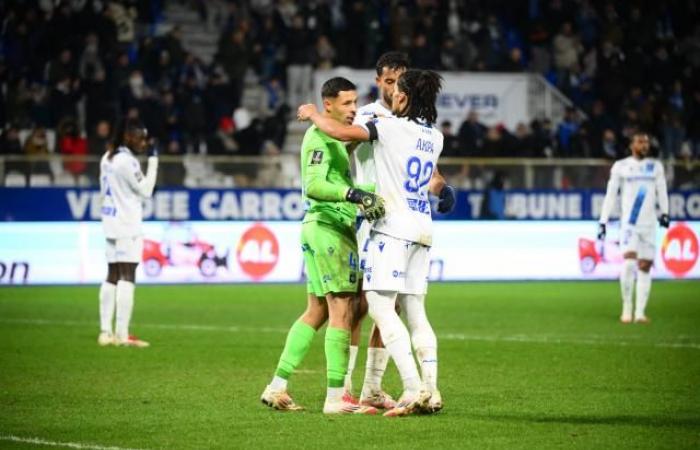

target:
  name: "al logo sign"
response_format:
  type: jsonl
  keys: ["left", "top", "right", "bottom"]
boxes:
{"left": 661, "top": 223, "right": 698, "bottom": 278}
{"left": 236, "top": 223, "right": 279, "bottom": 280}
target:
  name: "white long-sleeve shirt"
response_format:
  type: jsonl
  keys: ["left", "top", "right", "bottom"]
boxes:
{"left": 599, "top": 156, "right": 669, "bottom": 228}
{"left": 100, "top": 146, "right": 158, "bottom": 238}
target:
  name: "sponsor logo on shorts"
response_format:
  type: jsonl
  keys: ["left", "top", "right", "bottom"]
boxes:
{"left": 349, "top": 273, "right": 357, "bottom": 283}
{"left": 392, "top": 270, "right": 406, "bottom": 278}
{"left": 328, "top": 246, "right": 335, "bottom": 255}
{"left": 323, "top": 274, "right": 332, "bottom": 283}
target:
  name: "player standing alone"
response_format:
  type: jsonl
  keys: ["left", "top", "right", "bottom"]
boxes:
{"left": 261, "top": 77, "right": 384, "bottom": 414}
{"left": 98, "top": 118, "right": 158, "bottom": 347}
{"left": 298, "top": 69, "right": 454, "bottom": 416}
{"left": 598, "top": 132, "right": 670, "bottom": 323}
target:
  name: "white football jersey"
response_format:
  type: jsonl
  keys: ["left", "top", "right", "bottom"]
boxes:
{"left": 352, "top": 100, "right": 393, "bottom": 186}
{"left": 360, "top": 117, "right": 444, "bottom": 246}
{"left": 599, "top": 156, "right": 669, "bottom": 228}
{"left": 100, "top": 147, "right": 158, "bottom": 238}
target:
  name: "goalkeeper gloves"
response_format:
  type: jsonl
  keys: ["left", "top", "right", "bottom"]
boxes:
{"left": 437, "top": 185, "right": 456, "bottom": 213}
{"left": 659, "top": 214, "right": 670, "bottom": 228}
{"left": 346, "top": 188, "right": 386, "bottom": 222}
{"left": 597, "top": 223, "right": 606, "bottom": 241}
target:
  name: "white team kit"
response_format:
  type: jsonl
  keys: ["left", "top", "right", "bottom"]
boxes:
{"left": 100, "top": 147, "right": 159, "bottom": 263}
{"left": 600, "top": 156, "right": 669, "bottom": 260}
{"left": 358, "top": 115, "right": 444, "bottom": 294}
{"left": 352, "top": 100, "right": 391, "bottom": 282}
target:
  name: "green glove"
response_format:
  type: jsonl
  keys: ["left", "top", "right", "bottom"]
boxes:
{"left": 346, "top": 188, "right": 386, "bottom": 222}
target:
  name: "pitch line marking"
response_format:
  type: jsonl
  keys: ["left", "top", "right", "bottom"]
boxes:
{"left": 1, "top": 318, "right": 699, "bottom": 350}
{"left": 0, "top": 435, "right": 146, "bottom": 450}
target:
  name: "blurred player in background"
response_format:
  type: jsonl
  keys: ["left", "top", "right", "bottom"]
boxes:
{"left": 98, "top": 118, "right": 158, "bottom": 347}
{"left": 261, "top": 77, "right": 384, "bottom": 415}
{"left": 598, "top": 132, "right": 670, "bottom": 323}
{"left": 298, "top": 69, "right": 455, "bottom": 416}
{"left": 344, "top": 51, "right": 455, "bottom": 410}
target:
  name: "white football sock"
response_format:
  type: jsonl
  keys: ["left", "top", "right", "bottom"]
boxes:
{"left": 399, "top": 294, "right": 438, "bottom": 392}
{"left": 99, "top": 282, "right": 116, "bottom": 334}
{"left": 270, "top": 375, "right": 288, "bottom": 391}
{"left": 635, "top": 270, "right": 652, "bottom": 319}
{"left": 366, "top": 290, "right": 421, "bottom": 395}
{"left": 344, "top": 345, "right": 358, "bottom": 392}
{"left": 620, "top": 259, "right": 636, "bottom": 318}
{"left": 326, "top": 387, "right": 344, "bottom": 403}
{"left": 362, "top": 347, "right": 389, "bottom": 396}
{"left": 115, "top": 280, "right": 135, "bottom": 341}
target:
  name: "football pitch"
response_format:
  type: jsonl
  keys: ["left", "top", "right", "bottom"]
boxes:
{"left": 1, "top": 281, "right": 699, "bottom": 450}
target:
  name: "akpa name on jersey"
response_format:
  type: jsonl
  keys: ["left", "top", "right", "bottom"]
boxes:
{"left": 415, "top": 138, "right": 434, "bottom": 153}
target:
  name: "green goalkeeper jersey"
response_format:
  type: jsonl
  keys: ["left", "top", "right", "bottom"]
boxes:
{"left": 301, "top": 124, "right": 357, "bottom": 231}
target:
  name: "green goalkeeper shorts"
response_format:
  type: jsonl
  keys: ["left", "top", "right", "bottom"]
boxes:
{"left": 301, "top": 221, "right": 359, "bottom": 297}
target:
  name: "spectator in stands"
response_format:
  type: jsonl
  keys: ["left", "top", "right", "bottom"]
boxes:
{"left": 314, "top": 35, "right": 336, "bottom": 70}
{"left": 556, "top": 107, "right": 580, "bottom": 156}
{"left": 601, "top": 129, "right": 620, "bottom": 159}
{"left": 58, "top": 118, "right": 88, "bottom": 177}
{"left": 0, "top": 124, "right": 25, "bottom": 176}
{"left": 458, "top": 110, "right": 486, "bottom": 156}
{"left": 553, "top": 22, "right": 582, "bottom": 88}
{"left": 49, "top": 76, "right": 81, "bottom": 127}
{"left": 88, "top": 120, "right": 112, "bottom": 156}
{"left": 23, "top": 127, "right": 52, "bottom": 176}
{"left": 285, "top": 14, "right": 314, "bottom": 108}
{"left": 216, "top": 27, "right": 251, "bottom": 110}
{"left": 160, "top": 139, "right": 185, "bottom": 187}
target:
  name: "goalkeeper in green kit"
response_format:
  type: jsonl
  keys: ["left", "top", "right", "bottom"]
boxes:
{"left": 261, "top": 77, "right": 384, "bottom": 414}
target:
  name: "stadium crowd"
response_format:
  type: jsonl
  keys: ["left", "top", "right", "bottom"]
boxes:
{"left": 0, "top": 0, "right": 699, "bottom": 187}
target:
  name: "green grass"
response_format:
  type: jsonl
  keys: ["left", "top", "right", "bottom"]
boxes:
{"left": 1, "top": 282, "right": 699, "bottom": 449}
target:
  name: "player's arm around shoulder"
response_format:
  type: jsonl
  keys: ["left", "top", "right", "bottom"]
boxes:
{"left": 297, "top": 104, "right": 369, "bottom": 142}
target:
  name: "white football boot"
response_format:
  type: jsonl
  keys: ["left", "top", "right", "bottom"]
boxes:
{"left": 360, "top": 390, "right": 397, "bottom": 409}
{"left": 323, "top": 399, "right": 377, "bottom": 415}
{"left": 115, "top": 335, "right": 150, "bottom": 348}
{"left": 383, "top": 391, "right": 422, "bottom": 417}
{"left": 260, "top": 385, "right": 304, "bottom": 411}
{"left": 97, "top": 332, "right": 115, "bottom": 346}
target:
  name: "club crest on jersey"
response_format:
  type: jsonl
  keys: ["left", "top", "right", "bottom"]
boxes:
{"left": 310, "top": 150, "right": 324, "bottom": 165}
{"left": 645, "top": 162, "right": 654, "bottom": 173}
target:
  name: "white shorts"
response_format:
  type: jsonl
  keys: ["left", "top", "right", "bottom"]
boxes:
{"left": 620, "top": 226, "right": 656, "bottom": 261}
{"left": 105, "top": 236, "right": 144, "bottom": 263}
{"left": 362, "top": 231, "right": 430, "bottom": 295}
{"left": 357, "top": 218, "right": 372, "bottom": 271}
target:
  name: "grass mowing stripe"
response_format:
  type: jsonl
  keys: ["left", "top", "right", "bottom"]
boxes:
{"left": 0, "top": 435, "right": 147, "bottom": 450}
{"left": 2, "top": 317, "right": 699, "bottom": 350}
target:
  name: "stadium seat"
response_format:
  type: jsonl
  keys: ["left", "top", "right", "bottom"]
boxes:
{"left": 29, "top": 174, "right": 52, "bottom": 187}
{"left": 53, "top": 173, "right": 76, "bottom": 187}
{"left": 4, "top": 171, "right": 26, "bottom": 187}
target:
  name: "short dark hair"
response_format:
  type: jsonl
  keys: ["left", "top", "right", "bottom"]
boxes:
{"left": 321, "top": 77, "right": 356, "bottom": 98}
{"left": 109, "top": 117, "right": 146, "bottom": 159}
{"left": 397, "top": 69, "right": 443, "bottom": 125}
{"left": 375, "top": 51, "right": 410, "bottom": 76}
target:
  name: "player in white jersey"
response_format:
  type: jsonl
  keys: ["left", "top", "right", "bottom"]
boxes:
{"left": 98, "top": 118, "right": 158, "bottom": 347}
{"left": 298, "top": 69, "right": 455, "bottom": 416}
{"left": 344, "top": 52, "right": 455, "bottom": 410}
{"left": 598, "top": 132, "right": 670, "bottom": 323}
